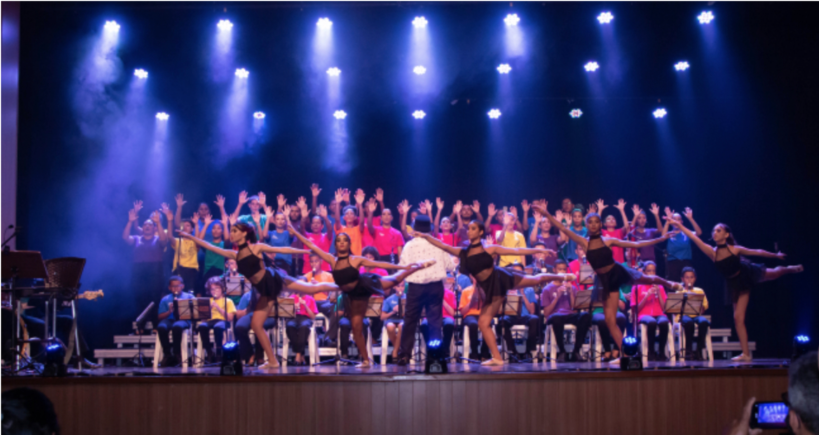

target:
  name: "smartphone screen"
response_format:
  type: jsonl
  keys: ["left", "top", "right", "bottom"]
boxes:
{"left": 752, "top": 401, "right": 789, "bottom": 429}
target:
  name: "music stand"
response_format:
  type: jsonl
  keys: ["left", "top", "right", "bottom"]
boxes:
{"left": 313, "top": 295, "right": 359, "bottom": 367}
{"left": 664, "top": 293, "right": 705, "bottom": 361}
{"left": 578, "top": 263, "right": 595, "bottom": 286}
{"left": 1, "top": 251, "right": 48, "bottom": 373}
{"left": 266, "top": 297, "right": 295, "bottom": 364}
{"left": 494, "top": 294, "right": 524, "bottom": 361}
{"left": 367, "top": 296, "right": 384, "bottom": 318}
{"left": 225, "top": 276, "right": 251, "bottom": 297}
{"left": 174, "top": 297, "right": 211, "bottom": 367}
{"left": 573, "top": 290, "right": 604, "bottom": 311}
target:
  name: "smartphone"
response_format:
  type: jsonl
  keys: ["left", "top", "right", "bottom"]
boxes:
{"left": 750, "top": 401, "right": 789, "bottom": 430}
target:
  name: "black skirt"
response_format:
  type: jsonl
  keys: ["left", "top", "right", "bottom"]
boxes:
{"left": 724, "top": 260, "right": 765, "bottom": 304}
{"left": 344, "top": 272, "right": 386, "bottom": 301}
{"left": 476, "top": 267, "right": 523, "bottom": 304}
{"left": 592, "top": 263, "right": 642, "bottom": 302}
{"left": 254, "top": 268, "right": 285, "bottom": 299}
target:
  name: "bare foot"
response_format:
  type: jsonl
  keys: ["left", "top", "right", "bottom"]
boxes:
{"left": 355, "top": 359, "right": 372, "bottom": 369}
{"left": 790, "top": 265, "right": 804, "bottom": 273}
{"left": 731, "top": 354, "right": 752, "bottom": 363}
{"left": 481, "top": 358, "right": 505, "bottom": 366}
{"left": 608, "top": 358, "right": 620, "bottom": 366}
{"left": 257, "top": 362, "right": 279, "bottom": 371}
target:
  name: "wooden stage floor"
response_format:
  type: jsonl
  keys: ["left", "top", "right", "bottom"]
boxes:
{"left": 3, "top": 359, "right": 790, "bottom": 435}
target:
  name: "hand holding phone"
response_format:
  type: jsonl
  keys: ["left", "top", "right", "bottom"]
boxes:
{"left": 751, "top": 401, "right": 789, "bottom": 430}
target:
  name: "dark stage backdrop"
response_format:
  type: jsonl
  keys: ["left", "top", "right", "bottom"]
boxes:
{"left": 14, "top": 2, "right": 819, "bottom": 356}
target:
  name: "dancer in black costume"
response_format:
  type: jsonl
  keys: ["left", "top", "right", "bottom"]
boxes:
{"left": 412, "top": 221, "right": 572, "bottom": 366}
{"left": 179, "top": 222, "right": 339, "bottom": 371}
{"left": 533, "top": 203, "right": 682, "bottom": 365}
{"left": 665, "top": 212, "right": 802, "bottom": 362}
{"left": 289, "top": 216, "right": 435, "bottom": 368}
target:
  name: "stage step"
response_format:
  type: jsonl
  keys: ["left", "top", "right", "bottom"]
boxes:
{"left": 94, "top": 348, "right": 156, "bottom": 367}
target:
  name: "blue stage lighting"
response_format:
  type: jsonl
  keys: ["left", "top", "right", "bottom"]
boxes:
{"left": 317, "top": 18, "right": 333, "bottom": 29}
{"left": 413, "top": 65, "right": 427, "bottom": 75}
{"left": 622, "top": 336, "right": 639, "bottom": 357}
{"left": 584, "top": 62, "right": 600, "bottom": 72}
{"left": 497, "top": 64, "right": 512, "bottom": 74}
{"left": 134, "top": 69, "right": 148, "bottom": 79}
{"left": 221, "top": 341, "right": 243, "bottom": 376}
{"left": 235, "top": 68, "right": 249, "bottom": 78}
{"left": 156, "top": 112, "right": 169, "bottom": 121}
{"left": 217, "top": 19, "right": 233, "bottom": 31}
{"left": 674, "top": 61, "right": 690, "bottom": 71}
{"left": 425, "top": 339, "right": 447, "bottom": 374}
{"left": 104, "top": 21, "right": 120, "bottom": 32}
{"left": 326, "top": 67, "right": 341, "bottom": 77}
{"left": 794, "top": 334, "right": 812, "bottom": 360}
{"left": 253, "top": 112, "right": 265, "bottom": 119}
{"left": 333, "top": 110, "right": 347, "bottom": 120}
{"left": 504, "top": 14, "right": 520, "bottom": 27}
{"left": 569, "top": 109, "right": 583, "bottom": 119}
{"left": 43, "top": 343, "right": 67, "bottom": 377}
{"left": 412, "top": 17, "right": 428, "bottom": 28}
{"left": 597, "top": 12, "right": 614, "bottom": 24}
{"left": 487, "top": 109, "right": 502, "bottom": 119}
{"left": 698, "top": 11, "right": 714, "bottom": 24}
{"left": 653, "top": 108, "right": 667, "bottom": 119}
{"left": 412, "top": 110, "right": 426, "bottom": 119}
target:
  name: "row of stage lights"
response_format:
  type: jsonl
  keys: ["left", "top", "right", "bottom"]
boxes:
{"left": 113, "top": 8, "right": 713, "bottom": 123}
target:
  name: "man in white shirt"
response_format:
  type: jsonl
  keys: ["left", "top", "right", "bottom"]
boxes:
{"left": 397, "top": 215, "right": 455, "bottom": 365}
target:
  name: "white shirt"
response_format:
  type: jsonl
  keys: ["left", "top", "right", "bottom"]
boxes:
{"left": 399, "top": 236, "right": 455, "bottom": 284}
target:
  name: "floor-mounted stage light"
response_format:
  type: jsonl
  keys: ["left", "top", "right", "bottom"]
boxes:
{"left": 793, "top": 335, "right": 811, "bottom": 361}
{"left": 43, "top": 343, "right": 67, "bottom": 377}
{"left": 425, "top": 339, "right": 448, "bottom": 374}
{"left": 620, "top": 336, "right": 642, "bottom": 371}
{"left": 220, "top": 341, "right": 243, "bottom": 376}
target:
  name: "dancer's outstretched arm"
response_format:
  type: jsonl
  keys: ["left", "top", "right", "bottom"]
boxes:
{"left": 665, "top": 215, "right": 716, "bottom": 261}
{"left": 288, "top": 221, "right": 336, "bottom": 266}
{"left": 732, "top": 246, "right": 786, "bottom": 260}
{"left": 412, "top": 232, "right": 463, "bottom": 256}
{"left": 533, "top": 204, "right": 588, "bottom": 249}
{"left": 485, "top": 245, "right": 556, "bottom": 258}
{"left": 283, "top": 275, "right": 339, "bottom": 295}
{"left": 608, "top": 233, "right": 672, "bottom": 250}
{"left": 357, "top": 255, "right": 411, "bottom": 271}
{"left": 177, "top": 230, "right": 237, "bottom": 259}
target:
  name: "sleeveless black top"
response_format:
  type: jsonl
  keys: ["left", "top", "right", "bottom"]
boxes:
{"left": 460, "top": 242, "right": 495, "bottom": 276}
{"left": 332, "top": 255, "right": 361, "bottom": 287}
{"left": 585, "top": 234, "right": 615, "bottom": 269}
{"left": 714, "top": 244, "right": 741, "bottom": 277}
{"left": 236, "top": 243, "right": 263, "bottom": 277}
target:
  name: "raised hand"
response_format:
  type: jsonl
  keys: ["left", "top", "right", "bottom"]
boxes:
{"left": 423, "top": 199, "right": 433, "bottom": 213}
{"left": 203, "top": 213, "right": 213, "bottom": 226}
{"left": 398, "top": 200, "right": 409, "bottom": 215}
{"left": 258, "top": 192, "right": 267, "bottom": 206}
{"left": 214, "top": 195, "right": 226, "bottom": 208}
{"left": 649, "top": 203, "right": 660, "bottom": 215}
{"left": 296, "top": 196, "right": 308, "bottom": 210}
{"left": 554, "top": 210, "right": 565, "bottom": 223}
{"left": 133, "top": 200, "right": 144, "bottom": 214}
{"left": 533, "top": 210, "right": 542, "bottom": 221}
{"left": 375, "top": 188, "right": 384, "bottom": 203}
{"left": 264, "top": 205, "right": 275, "bottom": 220}
{"left": 191, "top": 212, "right": 200, "bottom": 223}
{"left": 521, "top": 200, "right": 530, "bottom": 213}
{"left": 487, "top": 203, "right": 496, "bottom": 217}
{"left": 160, "top": 203, "right": 173, "bottom": 218}
{"left": 229, "top": 214, "right": 238, "bottom": 226}
{"left": 317, "top": 204, "right": 328, "bottom": 218}
{"left": 150, "top": 211, "right": 161, "bottom": 224}
{"left": 596, "top": 199, "right": 607, "bottom": 213}
{"left": 615, "top": 199, "right": 627, "bottom": 211}
{"left": 354, "top": 189, "right": 366, "bottom": 205}
{"left": 453, "top": 200, "right": 463, "bottom": 214}
{"left": 510, "top": 206, "right": 518, "bottom": 219}
{"left": 503, "top": 213, "right": 514, "bottom": 227}
{"left": 436, "top": 197, "right": 445, "bottom": 210}
{"left": 276, "top": 194, "right": 286, "bottom": 208}
{"left": 334, "top": 188, "right": 344, "bottom": 203}
{"left": 367, "top": 198, "right": 378, "bottom": 214}
{"left": 588, "top": 203, "right": 598, "bottom": 214}
{"left": 311, "top": 183, "right": 322, "bottom": 197}
{"left": 683, "top": 207, "right": 694, "bottom": 220}
{"left": 342, "top": 189, "right": 351, "bottom": 203}
{"left": 631, "top": 204, "right": 642, "bottom": 216}
{"left": 128, "top": 209, "right": 138, "bottom": 222}
{"left": 281, "top": 205, "right": 291, "bottom": 220}
{"left": 664, "top": 206, "right": 673, "bottom": 218}
{"left": 175, "top": 193, "right": 186, "bottom": 208}
{"left": 472, "top": 200, "right": 480, "bottom": 214}
{"left": 418, "top": 201, "right": 428, "bottom": 215}
{"left": 238, "top": 191, "right": 248, "bottom": 205}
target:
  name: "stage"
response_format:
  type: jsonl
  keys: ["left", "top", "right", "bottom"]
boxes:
{"left": 3, "top": 359, "right": 790, "bottom": 435}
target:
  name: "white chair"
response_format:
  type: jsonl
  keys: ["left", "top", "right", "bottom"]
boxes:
{"left": 152, "top": 329, "right": 190, "bottom": 370}
{"left": 546, "top": 324, "right": 577, "bottom": 361}
{"left": 640, "top": 322, "right": 676, "bottom": 363}
{"left": 672, "top": 320, "right": 714, "bottom": 362}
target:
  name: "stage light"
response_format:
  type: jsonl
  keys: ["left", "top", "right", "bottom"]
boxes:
{"left": 333, "top": 110, "right": 347, "bottom": 120}
{"left": 220, "top": 341, "right": 243, "bottom": 376}
{"left": 584, "top": 62, "right": 600, "bottom": 72}
{"left": 104, "top": 21, "right": 120, "bottom": 32}
{"left": 253, "top": 112, "right": 265, "bottom": 119}
{"left": 425, "top": 339, "right": 448, "bottom": 374}
{"left": 497, "top": 64, "right": 512, "bottom": 74}
{"left": 413, "top": 65, "right": 427, "bottom": 75}
{"left": 217, "top": 19, "right": 233, "bottom": 31}
{"left": 620, "top": 336, "right": 642, "bottom": 371}
{"left": 43, "top": 343, "right": 67, "bottom": 377}
{"left": 597, "top": 12, "right": 614, "bottom": 24}
{"left": 317, "top": 18, "right": 333, "bottom": 29}
{"left": 674, "top": 61, "right": 690, "bottom": 71}
{"left": 569, "top": 109, "right": 583, "bottom": 119}
{"left": 793, "top": 335, "right": 812, "bottom": 360}
{"left": 698, "top": 11, "right": 714, "bottom": 24}
{"left": 134, "top": 69, "right": 148, "bottom": 79}
{"left": 412, "top": 17, "right": 428, "bottom": 28}
{"left": 156, "top": 112, "right": 169, "bottom": 121}
{"left": 235, "top": 68, "right": 249, "bottom": 78}
{"left": 412, "top": 110, "right": 426, "bottom": 119}
{"left": 326, "top": 67, "right": 341, "bottom": 77}
{"left": 653, "top": 108, "right": 668, "bottom": 119}
{"left": 487, "top": 109, "right": 502, "bottom": 119}
{"left": 504, "top": 14, "right": 520, "bottom": 27}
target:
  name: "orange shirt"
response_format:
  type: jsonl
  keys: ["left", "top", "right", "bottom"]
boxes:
{"left": 458, "top": 286, "right": 481, "bottom": 317}
{"left": 304, "top": 271, "right": 334, "bottom": 301}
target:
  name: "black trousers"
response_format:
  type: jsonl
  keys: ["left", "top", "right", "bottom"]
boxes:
{"left": 234, "top": 315, "right": 276, "bottom": 362}
{"left": 681, "top": 316, "right": 710, "bottom": 354}
{"left": 173, "top": 266, "right": 199, "bottom": 296}
{"left": 420, "top": 317, "right": 455, "bottom": 357}
{"left": 156, "top": 318, "right": 191, "bottom": 359}
{"left": 497, "top": 314, "right": 540, "bottom": 354}
{"left": 398, "top": 281, "right": 444, "bottom": 360}
{"left": 286, "top": 315, "right": 313, "bottom": 355}
{"left": 592, "top": 312, "right": 628, "bottom": 352}
{"left": 666, "top": 259, "right": 693, "bottom": 282}
{"left": 547, "top": 312, "right": 592, "bottom": 354}
{"left": 198, "top": 319, "right": 228, "bottom": 358}
{"left": 463, "top": 315, "right": 491, "bottom": 359}
{"left": 640, "top": 315, "right": 669, "bottom": 355}
{"left": 132, "top": 261, "right": 165, "bottom": 330}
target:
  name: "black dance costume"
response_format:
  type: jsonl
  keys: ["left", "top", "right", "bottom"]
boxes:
{"left": 714, "top": 244, "right": 765, "bottom": 304}
{"left": 586, "top": 234, "right": 642, "bottom": 300}
{"left": 331, "top": 256, "right": 385, "bottom": 302}
{"left": 459, "top": 242, "right": 523, "bottom": 304}
{"left": 237, "top": 243, "right": 284, "bottom": 299}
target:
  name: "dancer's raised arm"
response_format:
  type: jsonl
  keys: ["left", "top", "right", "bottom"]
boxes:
{"left": 357, "top": 256, "right": 411, "bottom": 271}
{"left": 607, "top": 233, "right": 672, "bottom": 250}
{"left": 665, "top": 214, "right": 716, "bottom": 260}
{"left": 485, "top": 244, "right": 556, "bottom": 258}
{"left": 412, "top": 231, "right": 463, "bottom": 256}
{"left": 533, "top": 203, "right": 588, "bottom": 249}
{"left": 177, "top": 230, "right": 237, "bottom": 259}
{"left": 287, "top": 220, "right": 336, "bottom": 266}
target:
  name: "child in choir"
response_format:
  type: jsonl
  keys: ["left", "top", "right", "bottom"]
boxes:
{"left": 198, "top": 277, "right": 236, "bottom": 363}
